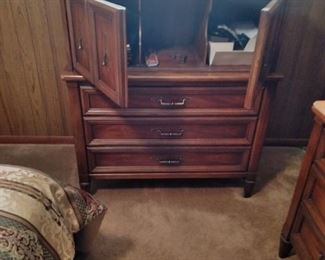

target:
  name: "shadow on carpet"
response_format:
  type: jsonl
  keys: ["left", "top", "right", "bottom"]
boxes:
{"left": 76, "top": 147, "right": 303, "bottom": 260}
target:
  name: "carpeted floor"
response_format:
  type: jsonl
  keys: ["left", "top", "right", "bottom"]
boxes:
{"left": 77, "top": 147, "right": 304, "bottom": 260}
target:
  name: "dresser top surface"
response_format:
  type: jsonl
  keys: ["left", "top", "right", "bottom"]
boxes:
{"left": 313, "top": 101, "right": 325, "bottom": 123}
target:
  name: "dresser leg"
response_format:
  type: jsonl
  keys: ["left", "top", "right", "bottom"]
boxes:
{"left": 279, "top": 235, "right": 292, "bottom": 258}
{"left": 243, "top": 179, "right": 255, "bottom": 198}
{"left": 89, "top": 179, "right": 97, "bottom": 194}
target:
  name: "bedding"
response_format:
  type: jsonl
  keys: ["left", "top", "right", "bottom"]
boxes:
{"left": 0, "top": 164, "right": 106, "bottom": 260}
{"left": 65, "top": 185, "right": 107, "bottom": 253}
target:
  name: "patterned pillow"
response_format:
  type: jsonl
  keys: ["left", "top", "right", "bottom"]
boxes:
{"left": 0, "top": 164, "right": 80, "bottom": 259}
{"left": 64, "top": 185, "right": 106, "bottom": 228}
{"left": 64, "top": 185, "right": 107, "bottom": 252}
{"left": 0, "top": 164, "right": 107, "bottom": 258}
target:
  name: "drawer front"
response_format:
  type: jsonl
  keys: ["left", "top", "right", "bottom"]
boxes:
{"left": 80, "top": 85, "right": 258, "bottom": 116}
{"left": 302, "top": 161, "right": 325, "bottom": 222}
{"left": 88, "top": 146, "right": 250, "bottom": 173}
{"left": 316, "top": 130, "right": 325, "bottom": 160}
{"left": 292, "top": 197, "right": 325, "bottom": 260}
{"left": 84, "top": 117, "right": 257, "bottom": 146}
{"left": 293, "top": 216, "right": 325, "bottom": 260}
{"left": 309, "top": 162, "right": 325, "bottom": 220}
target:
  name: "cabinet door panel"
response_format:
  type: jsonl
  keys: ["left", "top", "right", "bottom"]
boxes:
{"left": 66, "top": 0, "right": 94, "bottom": 82}
{"left": 88, "top": 0, "right": 128, "bottom": 108}
{"left": 245, "top": 0, "right": 284, "bottom": 109}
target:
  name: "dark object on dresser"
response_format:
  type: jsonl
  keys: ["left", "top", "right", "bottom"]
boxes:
{"left": 280, "top": 101, "right": 325, "bottom": 259}
{"left": 62, "top": 0, "right": 284, "bottom": 197}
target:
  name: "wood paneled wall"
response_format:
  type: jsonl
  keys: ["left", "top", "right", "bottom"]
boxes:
{"left": 267, "top": 0, "right": 325, "bottom": 145}
{"left": 0, "top": 0, "right": 72, "bottom": 135}
{"left": 0, "top": 0, "right": 324, "bottom": 144}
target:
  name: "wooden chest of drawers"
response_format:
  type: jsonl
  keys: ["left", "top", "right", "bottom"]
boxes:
{"left": 62, "top": 0, "right": 284, "bottom": 197}
{"left": 280, "top": 101, "right": 325, "bottom": 259}
{"left": 63, "top": 74, "right": 280, "bottom": 197}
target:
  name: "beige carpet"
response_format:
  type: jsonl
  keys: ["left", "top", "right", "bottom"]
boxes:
{"left": 77, "top": 147, "right": 304, "bottom": 260}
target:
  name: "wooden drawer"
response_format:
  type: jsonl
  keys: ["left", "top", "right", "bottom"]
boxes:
{"left": 80, "top": 85, "right": 259, "bottom": 116}
{"left": 292, "top": 201, "right": 325, "bottom": 260}
{"left": 87, "top": 146, "right": 250, "bottom": 174}
{"left": 84, "top": 117, "right": 257, "bottom": 146}
{"left": 309, "top": 161, "right": 325, "bottom": 220}
{"left": 292, "top": 219, "right": 325, "bottom": 260}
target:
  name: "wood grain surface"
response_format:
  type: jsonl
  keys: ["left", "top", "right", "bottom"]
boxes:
{"left": 0, "top": 0, "right": 324, "bottom": 144}
{"left": 0, "top": 0, "right": 72, "bottom": 135}
{"left": 267, "top": 0, "right": 325, "bottom": 144}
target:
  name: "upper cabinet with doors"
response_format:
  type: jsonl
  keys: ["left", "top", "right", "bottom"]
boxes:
{"left": 67, "top": 0, "right": 128, "bottom": 107}
{"left": 66, "top": 0, "right": 284, "bottom": 109}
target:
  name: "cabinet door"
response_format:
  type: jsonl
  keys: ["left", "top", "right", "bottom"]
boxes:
{"left": 88, "top": 0, "right": 128, "bottom": 108}
{"left": 244, "top": 0, "right": 284, "bottom": 109}
{"left": 66, "top": 0, "right": 94, "bottom": 82}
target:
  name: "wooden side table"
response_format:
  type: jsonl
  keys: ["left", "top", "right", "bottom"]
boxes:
{"left": 280, "top": 101, "right": 325, "bottom": 259}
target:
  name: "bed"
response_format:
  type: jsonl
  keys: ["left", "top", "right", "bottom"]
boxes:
{"left": 0, "top": 136, "right": 106, "bottom": 259}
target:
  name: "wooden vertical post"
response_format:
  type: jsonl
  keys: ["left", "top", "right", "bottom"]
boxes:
{"left": 244, "top": 82, "right": 277, "bottom": 197}
{"left": 65, "top": 78, "right": 89, "bottom": 188}
{"left": 279, "top": 115, "right": 324, "bottom": 257}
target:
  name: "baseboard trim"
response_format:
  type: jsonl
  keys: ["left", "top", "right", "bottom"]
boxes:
{"left": 0, "top": 135, "right": 74, "bottom": 144}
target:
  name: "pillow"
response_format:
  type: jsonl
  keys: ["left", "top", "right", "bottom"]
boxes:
{"left": 64, "top": 185, "right": 107, "bottom": 253}
{"left": 0, "top": 164, "right": 107, "bottom": 258}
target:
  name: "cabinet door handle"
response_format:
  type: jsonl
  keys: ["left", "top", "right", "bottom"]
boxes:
{"left": 101, "top": 32, "right": 109, "bottom": 66}
{"left": 77, "top": 38, "right": 83, "bottom": 50}
{"left": 154, "top": 129, "right": 184, "bottom": 137}
{"left": 101, "top": 53, "right": 108, "bottom": 66}
{"left": 159, "top": 159, "right": 181, "bottom": 166}
{"left": 159, "top": 98, "right": 186, "bottom": 108}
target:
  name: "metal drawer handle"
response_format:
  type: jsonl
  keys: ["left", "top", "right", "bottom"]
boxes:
{"left": 153, "top": 129, "right": 184, "bottom": 137}
{"left": 159, "top": 159, "right": 182, "bottom": 166}
{"left": 77, "top": 38, "right": 83, "bottom": 50}
{"left": 159, "top": 98, "right": 186, "bottom": 108}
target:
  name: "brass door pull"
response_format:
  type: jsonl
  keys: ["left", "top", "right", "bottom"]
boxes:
{"left": 159, "top": 98, "right": 186, "bottom": 108}
{"left": 154, "top": 129, "right": 184, "bottom": 137}
{"left": 159, "top": 159, "right": 182, "bottom": 166}
{"left": 77, "top": 39, "right": 83, "bottom": 50}
{"left": 101, "top": 53, "right": 108, "bottom": 66}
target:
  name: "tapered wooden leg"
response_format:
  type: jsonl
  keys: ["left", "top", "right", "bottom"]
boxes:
{"left": 89, "top": 179, "right": 97, "bottom": 194}
{"left": 243, "top": 179, "right": 256, "bottom": 198}
{"left": 279, "top": 235, "right": 292, "bottom": 258}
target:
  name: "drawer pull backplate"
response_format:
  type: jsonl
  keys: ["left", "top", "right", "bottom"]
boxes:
{"left": 159, "top": 98, "right": 186, "bottom": 108}
{"left": 159, "top": 159, "right": 182, "bottom": 166}
{"left": 152, "top": 129, "right": 184, "bottom": 138}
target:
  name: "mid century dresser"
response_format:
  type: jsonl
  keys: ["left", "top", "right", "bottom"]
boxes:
{"left": 280, "top": 101, "right": 325, "bottom": 259}
{"left": 62, "top": 0, "right": 284, "bottom": 197}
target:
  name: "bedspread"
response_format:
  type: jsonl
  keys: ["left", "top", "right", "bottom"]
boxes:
{"left": 0, "top": 164, "right": 80, "bottom": 260}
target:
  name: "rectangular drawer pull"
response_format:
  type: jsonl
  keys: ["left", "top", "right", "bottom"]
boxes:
{"left": 159, "top": 159, "right": 182, "bottom": 166}
{"left": 159, "top": 98, "right": 186, "bottom": 108}
{"left": 153, "top": 129, "right": 184, "bottom": 138}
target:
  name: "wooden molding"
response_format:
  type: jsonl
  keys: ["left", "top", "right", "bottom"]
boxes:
{"left": 0, "top": 136, "right": 75, "bottom": 144}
